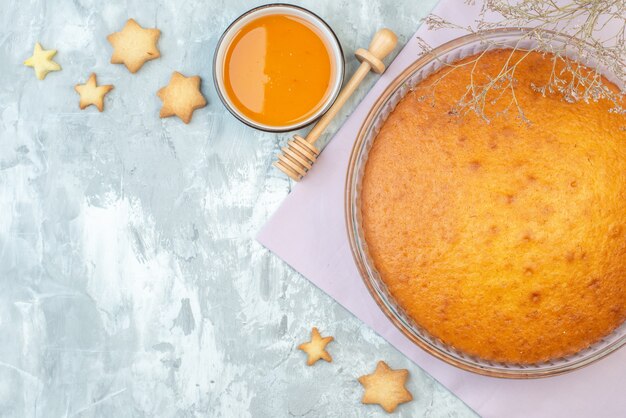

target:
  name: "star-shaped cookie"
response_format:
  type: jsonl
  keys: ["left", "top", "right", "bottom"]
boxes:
{"left": 107, "top": 18, "right": 160, "bottom": 73}
{"left": 157, "top": 72, "right": 207, "bottom": 124}
{"left": 24, "top": 42, "right": 61, "bottom": 80}
{"left": 358, "top": 361, "right": 413, "bottom": 413}
{"left": 297, "top": 327, "right": 334, "bottom": 366}
{"left": 74, "top": 73, "right": 114, "bottom": 112}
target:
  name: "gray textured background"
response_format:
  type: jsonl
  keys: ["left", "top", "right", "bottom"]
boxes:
{"left": 0, "top": 0, "right": 478, "bottom": 416}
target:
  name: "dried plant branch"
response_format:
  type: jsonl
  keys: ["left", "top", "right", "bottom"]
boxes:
{"left": 417, "top": 0, "right": 626, "bottom": 123}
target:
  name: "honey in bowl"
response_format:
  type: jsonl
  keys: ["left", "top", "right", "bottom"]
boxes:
{"left": 222, "top": 14, "right": 337, "bottom": 128}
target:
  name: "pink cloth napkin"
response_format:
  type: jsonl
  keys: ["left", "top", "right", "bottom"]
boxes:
{"left": 257, "top": 1, "right": 626, "bottom": 417}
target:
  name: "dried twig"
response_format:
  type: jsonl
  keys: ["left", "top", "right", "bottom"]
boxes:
{"left": 417, "top": 0, "right": 626, "bottom": 122}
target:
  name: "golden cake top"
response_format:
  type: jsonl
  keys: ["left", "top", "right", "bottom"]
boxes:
{"left": 360, "top": 49, "right": 626, "bottom": 363}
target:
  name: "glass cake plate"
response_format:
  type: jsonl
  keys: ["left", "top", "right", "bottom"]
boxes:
{"left": 345, "top": 28, "right": 626, "bottom": 378}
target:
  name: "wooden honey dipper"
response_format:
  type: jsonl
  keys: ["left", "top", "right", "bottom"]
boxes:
{"left": 273, "top": 28, "right": 398, "bottom": 181}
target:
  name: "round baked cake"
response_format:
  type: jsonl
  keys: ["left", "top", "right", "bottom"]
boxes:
{"left": 360, "top": 50, "right": 626, "bottom": 363}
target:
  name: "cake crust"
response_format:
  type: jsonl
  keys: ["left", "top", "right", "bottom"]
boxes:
{"left": 361, "top": 50, "right": 626, "bottom": 363}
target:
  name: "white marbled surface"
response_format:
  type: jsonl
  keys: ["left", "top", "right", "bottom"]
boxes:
{"left": 0, "top": 0, "right": 479, "bottom": 416}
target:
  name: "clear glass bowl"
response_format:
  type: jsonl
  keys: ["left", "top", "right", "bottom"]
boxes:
{"left": 345, "top": 28, "right": 626, "bottom": 378}
{"left": 213, "top": 3, "right": 345, "bottom": 132}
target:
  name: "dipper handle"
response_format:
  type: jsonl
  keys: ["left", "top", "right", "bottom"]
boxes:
{"left": 355, "top": 28, "right": 398, "bottom": 74}
{"left": 274, "top": 28, "right": 398, "bottom": 181}
{"left": 305, "top": 29, "right": 398, "bottom": 145}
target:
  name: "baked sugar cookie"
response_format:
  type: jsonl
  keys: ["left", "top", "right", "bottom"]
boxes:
{"left": 358, "top": 361, "right": 412, "bottom": 413}
{"left": 157, "top": 72, "right": 207, "bottom": 124}
{"left": 297, "top": 327, "right": 334, "bottom": 366}
{"left": 74, "top": 73, "right": 113, "bottom": 112}
{"left": 24, "top": 42, "right": 61, "bottom": 80}
{"left": 107, "top": 18, "right": 160, "bottom": 73}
